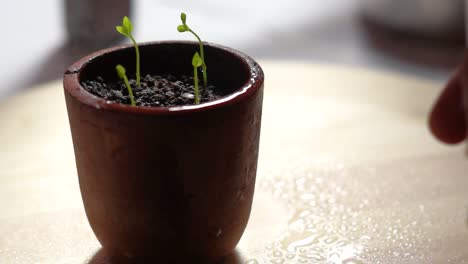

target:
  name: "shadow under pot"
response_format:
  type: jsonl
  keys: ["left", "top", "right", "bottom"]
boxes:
{"left": 63, "top": 41, "right": 264, "bottom": 262}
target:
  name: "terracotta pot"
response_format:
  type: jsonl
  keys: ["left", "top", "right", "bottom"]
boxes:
{"left": 63, "top": 41, "right": 264, "bottom": 262}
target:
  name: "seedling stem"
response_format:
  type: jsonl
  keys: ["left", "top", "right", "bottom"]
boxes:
{"left": 178, "top": 13, "right": 208, "bottom": 88}
{"left": 116, "top": 64, "right": 136, "bottom": 106}
{"left": 116, "top": 16, "right": 141, "bottom": 87}
{"left": 192, "top": 52, "right": 203, "bottom": 104}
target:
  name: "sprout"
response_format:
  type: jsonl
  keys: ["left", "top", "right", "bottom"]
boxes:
{"left": 192, "top": 52, "right": 203, "bottom": 104}
{"left": 115, "top": 64, "right": 136, "bottom": 106}
{"left": 116, "top": 16, "right": 141, "bottom": 87}
{"left": 177, "top": 12, "right": 207, "bottom": 88}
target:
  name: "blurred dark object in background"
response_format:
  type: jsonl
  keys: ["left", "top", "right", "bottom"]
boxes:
{"left": 361, "top": 0, "right": 464, "bottom": 40}
{"left": 65, "top": 0, "right": 131, "bottom": 49}
{"left": 359, "top": 0, "right": 464, "bottom": 69}
{"left": 7, "top": 0, "right": 133, "bottom": 97}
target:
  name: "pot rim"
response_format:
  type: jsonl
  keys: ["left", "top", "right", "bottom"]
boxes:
{"left": 63, "top": 40, "right": 264, "bottom": 115}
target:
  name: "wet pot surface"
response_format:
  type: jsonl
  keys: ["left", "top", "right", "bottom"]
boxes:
{"left": 63, "top": 41, "right": 264, "bottom": 262}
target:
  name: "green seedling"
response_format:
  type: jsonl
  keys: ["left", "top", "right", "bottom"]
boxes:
{"left": 177, "top": 12, "right": 207, "bottom": 88}
{"left": 116, "top": 16, "right": 141, "bottom": 87}
{"left": 116, "top": 64, "right": 136, "bottom": 106}
{"left": 192, "top": 52, "right": 203, "bottom": 104}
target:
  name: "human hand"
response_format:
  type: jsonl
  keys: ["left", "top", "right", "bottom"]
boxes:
{"left": 429, "top": 58, "right": 467, "bottom": 144}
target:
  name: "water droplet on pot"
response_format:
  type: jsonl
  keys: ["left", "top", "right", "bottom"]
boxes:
{"left": 182, "top": 93, "right": 194, "bottom": 99}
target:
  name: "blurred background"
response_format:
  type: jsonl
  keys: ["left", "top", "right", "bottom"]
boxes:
{"left": 0, "top": 0, "right": 465, "bottom": 100}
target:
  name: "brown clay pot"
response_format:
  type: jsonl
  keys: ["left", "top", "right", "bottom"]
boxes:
{"left": 63, "top": 41, "right": 264, "bottom": 262}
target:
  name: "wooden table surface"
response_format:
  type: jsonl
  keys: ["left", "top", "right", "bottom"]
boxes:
{"left": 1, "top": 62, "right": 467, "bottom": 263}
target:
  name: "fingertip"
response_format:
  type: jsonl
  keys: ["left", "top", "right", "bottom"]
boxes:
{"left": 429, "top": 107, "right": 466, "bottom": 144}
{"left": 428, "top": 69, "right": 466, "bottom": 144}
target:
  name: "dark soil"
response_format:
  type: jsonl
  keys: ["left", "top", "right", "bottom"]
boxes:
{"left": 82, "top": 74, "right": 222, "bottom": 107}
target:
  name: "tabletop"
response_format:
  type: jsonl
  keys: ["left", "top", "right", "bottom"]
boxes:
{"left": 1, "top": 61, "right": 467, "bottom": 263}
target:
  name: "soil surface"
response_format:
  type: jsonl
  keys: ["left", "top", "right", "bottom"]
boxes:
{"left": 82, "top": 74, "right": 222, "bottom": 107}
